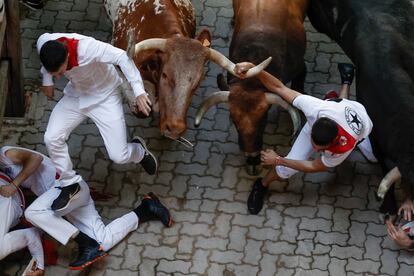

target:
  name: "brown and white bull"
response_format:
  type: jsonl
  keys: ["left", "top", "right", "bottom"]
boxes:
{"left": 104, "top": 0, "right": 270, "bottom": 146}
{"left": 195, "top": 0, "right": 307, "bottom": 174}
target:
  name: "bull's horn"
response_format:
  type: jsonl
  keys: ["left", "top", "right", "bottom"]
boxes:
{"left": 132, "top": 38, "right": 167, "bottom": 56}
{"left": 265, "top": 93, "right": 301, "bottom": 137}
{"left": 377, "top": 167, "right": 401, "bottom": 199}
{"left": 208, "top": 48, "right": 271, "bottom": 78}
{"left": 195, "top": 91, "right": 229, "bottom": 127}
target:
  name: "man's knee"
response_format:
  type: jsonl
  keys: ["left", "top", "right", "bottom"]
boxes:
{"left": 44, "top": 130, "right": 66, "bottom": 148}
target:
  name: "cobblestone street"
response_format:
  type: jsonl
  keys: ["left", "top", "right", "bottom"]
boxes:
{"left": 1, "top": 0, "right": 413, "bottom": 275}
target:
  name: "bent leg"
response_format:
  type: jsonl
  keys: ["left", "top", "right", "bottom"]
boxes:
{"left": 66, "top": 199, "right": 138, "bottom": 251}
{"left": 44, "top": 95, "right": 86, "bottom": 186}
{"left": 357, "top": 137, "right": 378, "bottom": 163}
{"left": 272, "top": 123, "right": 315, "bottom": 183}
{"left": 86, "top": 92, "right": 144, "bottom": 164}
{"left": 24, "top": 182, "right": 91, "bottom": 245}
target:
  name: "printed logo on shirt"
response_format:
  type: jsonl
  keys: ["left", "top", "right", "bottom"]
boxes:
{"left": 345, "top": 106, "right": 363, "bottom": 135}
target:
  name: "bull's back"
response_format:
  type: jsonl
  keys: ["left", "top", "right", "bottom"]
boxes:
{"left": 231, "top": 0, "right": 307, "bottom": 82}
{"left": 108, "top": 0, "right": 195, "bottom": 51}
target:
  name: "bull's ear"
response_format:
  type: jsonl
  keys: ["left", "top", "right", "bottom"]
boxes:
{"left": 196, "top": 28, "right": 212, "bottom": 48}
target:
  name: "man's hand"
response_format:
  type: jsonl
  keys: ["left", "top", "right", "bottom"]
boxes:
{"left": 399, "top": 198, "right": 414, "bottom": 221}
{"left": 0, "top": 184, "right": 17, "bottom": 197}
{"left": 260, "top": 149, "right": 282, "bottom": 166}
{"left": 41, "top": 86, "right": 54, "bottom": 100}
{"left": 134, "top": 94, "right": 152, "bottom": 116}
{"left": 386, "top": 219, "right": 414, "bottom": 249}
{"left": 234, "top": 62, "right": 256, "bottom": 79}
{"left": 26, "top": 269, "right": 44, "bottom": 276}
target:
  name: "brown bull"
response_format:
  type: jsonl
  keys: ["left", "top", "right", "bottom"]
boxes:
{"left": 104, "top": 0, "right": 270, "bottom": 145}
{"left": 196, "top": 0, "right": 307, "bottom": 174}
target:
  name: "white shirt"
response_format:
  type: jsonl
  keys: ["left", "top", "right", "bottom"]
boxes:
{"left": 0, "top": 146, "right": 57, "bottom": 196}
{"left": 37, "top": 33, "right": 146, "bottom": 109}
{"left": 293, "top": 95, "right": 373, "bottom": 167}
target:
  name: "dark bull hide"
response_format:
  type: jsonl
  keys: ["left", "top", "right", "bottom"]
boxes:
{"left": 307, "top": 0, "right": 414, "bottom": 214}
{"left": 105, "top": 0, "right": 269, "bottom": 146}
{"left": 196, "top": 0, "right": 308, "bottom": 175}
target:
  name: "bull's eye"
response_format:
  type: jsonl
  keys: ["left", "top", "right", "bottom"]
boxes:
{"left": 162, "top": 73, "right": 167, "bottom": 79}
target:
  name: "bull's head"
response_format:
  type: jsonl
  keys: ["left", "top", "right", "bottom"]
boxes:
{"left": 195, "top": 80, "right": 301, "bottom": 175}
{"left": 128, "top": 30, "right": 272, "bottom": 145}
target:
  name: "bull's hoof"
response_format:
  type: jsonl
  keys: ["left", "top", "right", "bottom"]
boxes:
{"left": 246, "top": 165, "right": 262, "bottom": 176}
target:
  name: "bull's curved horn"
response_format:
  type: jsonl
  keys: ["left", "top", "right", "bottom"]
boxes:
{"left": 265, "top": 93, "right": 301, "bottom": 137}
{"left": 208, "top": 48, "right": 272, "bottom": 78}
{"left": 377, "top": 167, "right": 401, "bottom": 199}
{"left": 131, "top": 38, "right": 167, "bottom": 56}
{"left": 195, "top": 91, "right": 229, "bottom": 127}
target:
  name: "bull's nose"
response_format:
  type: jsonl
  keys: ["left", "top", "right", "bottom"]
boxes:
{"left": 162, "top": 121, "right": 186, "bottom": 139}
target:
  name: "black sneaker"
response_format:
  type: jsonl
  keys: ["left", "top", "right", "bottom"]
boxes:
{"left": 132, "top": 136, "right": 158, "bottom": 175}
{"left": 134, "top": 192, "right": 173, "bottom": 227}
{"left": 247, "top": 178, "right": 268, "bottom": 215}
{"left": 21, "top": 0, "right": 44, "bottom": 10}
{"left": 51, "top": 183, "right": 81, "bottom": 211}
{"left": 338, "top": 63, "right": 355, "bottom": 85}
{"left": 69, "top": 244, "right": 107, "bottom": 270}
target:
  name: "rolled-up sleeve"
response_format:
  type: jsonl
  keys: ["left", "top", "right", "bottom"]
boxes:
{"left": 40, "top": 66, "right": 54, "bottom": 87}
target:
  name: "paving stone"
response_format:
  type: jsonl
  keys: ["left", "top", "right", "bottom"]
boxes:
{"left": 280, "top": 216, "right": 300, "bottom": 243}
{"left": 264, "top": 241, "right": 296, "bottom": 255}
{"left": 248, "top": 226, "right": 280, "bottom": 241}
{"left": 195, "top": 237, "right": 227, "bottom": 250}
{"left": 348, "top": 222, "right": 367, "bottom": 246}
{"left": 380, "top": 249, "right": 399, "bottom": 275}
{"left": 213, "top": 213, "right": 232, "bottom": 237}
{"left": 191, "top": 249, "right": 209, "bottom": 274}
{"left": 330, "top": 245, "right": 364, "bottom": 259}
{"left": 328, "top": 258, "right": 347, "bottom": 276}
{"left": 210, "top": 250, "right": 243, "bottom": 264}
{"left": 259, "top": 254, "right": 278, "bottom": 276}
{"left": 284, "top": 206, "right": 317, "bottom": 218}
{"left": 346, "top": 259, "right": 380, "bottom": 274}
{"left": 299, "top": 218, "right": 332, "bottom": 232}
{"left": 158, "top": 260, "right": 191, "bottom": 274}
{"left": 315, "top": 231, "right": 348, "bottom": 246}
{"left": 312, "top": 254, "right": 330, "bottom": 271}
{"left": 228, "top": 226, "right": 248, "bottom": 251}
{"left": 333, "top": 208, "right": 352, "bottom": 233}
{"left": 278, "top": 255, "right": 312, "bottom": 269}
{"left": 142, "top": 246, "right": 176, "bottom": 260}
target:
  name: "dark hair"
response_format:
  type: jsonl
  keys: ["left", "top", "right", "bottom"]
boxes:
{"left": 311, "top": 117, "right": 338, "bottom": 146}
{"left": 39, "top": 40, "right": 67, "bottom": 73}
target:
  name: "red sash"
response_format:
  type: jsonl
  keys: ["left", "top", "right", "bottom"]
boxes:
{"left": 0, "top": 173, "right": 25, "bottom": 209}
{"left": 326, "top": 124, "right": 356, "bottom": 154}
{"left": 56, "top": 37, "right": 79, "bottom": 70}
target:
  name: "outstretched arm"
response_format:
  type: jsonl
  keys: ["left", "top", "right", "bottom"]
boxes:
{"left": 234, "top": 62, "right": 303, "bottom": 104}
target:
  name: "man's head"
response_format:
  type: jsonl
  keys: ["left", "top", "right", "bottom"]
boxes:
{"left": 311, "top": 117, "right": 338, "bottom": 151}
{"left": 39, "top": 40, "right": 68, "bottom": 78}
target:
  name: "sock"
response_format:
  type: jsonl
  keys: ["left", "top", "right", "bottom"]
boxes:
{"left": 133, "top": 201, "right": 148, "bottom": 219}
{"left": 73, "top": 231, "right": 98, "bottom": 247}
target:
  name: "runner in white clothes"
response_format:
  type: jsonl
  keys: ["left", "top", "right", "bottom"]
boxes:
{"left": 234, "top": 62, "right": 377, "bottom": 214}
{"left": 0, "top": 146, "right": 59, "bottom": 276}
{"left": 0, "top": 146, "right": 173, "bottom": 271}
{"left": 37, "top": 32, "right": 158, "bottom": 212}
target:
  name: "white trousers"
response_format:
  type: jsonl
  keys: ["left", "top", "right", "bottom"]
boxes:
{"left": 0, "top": 196, "right": 44, "bottom": 269}
{"left": 44, "top": 91, "right": 145, "bottom": 187}
{"left": 25, "top": 181, "right": 139, "bottom": 251}
{"left": 276, "top": 123, "right": 377, "bottom": 179}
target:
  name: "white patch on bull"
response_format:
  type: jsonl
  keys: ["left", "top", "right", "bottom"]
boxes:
{"left": 104, "top": 0, "right": 145, "bottom": 22}
{"left": 153, "top": 0, "right": 165, "bottom": 15}
{"left": 141, "top": 15, "right": 145, "bottom": 22}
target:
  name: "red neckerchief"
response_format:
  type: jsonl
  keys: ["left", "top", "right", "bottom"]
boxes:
{"left": 325, "top": 124, "right": 356, "bottom": 154}
{"left": 56, "top": 37, "right": 79, "bottom": 70}
{"left": 0, "top": 173, "right": 25, "bottom": 209}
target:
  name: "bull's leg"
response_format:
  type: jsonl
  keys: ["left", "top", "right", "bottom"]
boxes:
{"left": 290, "top": 63, "right": 306, "bottom": 93}
{"left": 217, "top": 73, "right": 229, "bottom": 90}
{"left": 379, "top": 184, "right": 398, "bottom": 215}
{"left": 245, "top": 153, "right": 261, "bottom": 176}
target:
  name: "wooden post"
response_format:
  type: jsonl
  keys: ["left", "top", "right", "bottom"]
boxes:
{"left": 5, "top": 0, "right": 24, "bottom": 116}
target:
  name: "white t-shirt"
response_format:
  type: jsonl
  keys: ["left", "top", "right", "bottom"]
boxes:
{"left": 0, "top": 146, "right": 57, "bottom": 196}
{"left": 37, "top": 32, "right": 146, "bottom": 109}
{"left": 293, "top": 95, "right": 373, "bottom": 167}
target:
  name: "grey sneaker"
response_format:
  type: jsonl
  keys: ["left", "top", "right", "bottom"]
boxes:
{"left": 132, "top": 136, "right": 158, "bottom": 175}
